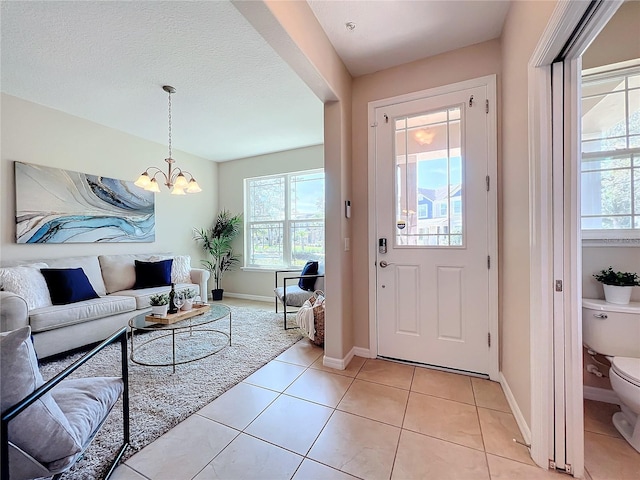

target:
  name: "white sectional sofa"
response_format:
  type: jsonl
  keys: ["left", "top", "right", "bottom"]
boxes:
{"left": 0, "top": 254, "right": 209, "bottom": 358}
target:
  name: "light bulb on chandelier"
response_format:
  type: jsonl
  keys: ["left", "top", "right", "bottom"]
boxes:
{"left": 134, "top": 86, "right": 202, "bottom": 195}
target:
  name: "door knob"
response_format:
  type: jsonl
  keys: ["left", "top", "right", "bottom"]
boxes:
{"left": 379, "top": 260, "right": 393, "bottom": 268}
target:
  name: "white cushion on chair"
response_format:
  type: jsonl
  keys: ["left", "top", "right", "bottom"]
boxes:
{"left": 0, "top": 326, "right": 81, "bottom": 471}
{"left": 51, "top": 377, "right": 123, "bottom": 450}
{"left": 274, "top": 285, "right": 315, "bottom": 307}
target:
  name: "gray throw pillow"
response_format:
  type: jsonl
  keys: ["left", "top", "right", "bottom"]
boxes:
{"left": 0, "top": 326, "right": 81, "bottom": 469}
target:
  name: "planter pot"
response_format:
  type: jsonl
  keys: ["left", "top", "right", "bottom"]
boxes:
{"left": 211, "top": 289, "right": 224, "bottom": 301}
{"left": 181, "top": 299, "right": 193, "bottom": 311}
{"left": 151, "top": 304, "right": 168, "bottom": 317}
{"left": 603, "top": 284, "right": 633, "bottom": 305}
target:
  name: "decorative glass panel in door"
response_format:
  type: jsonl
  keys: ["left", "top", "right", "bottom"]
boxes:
{"left": 394, "top": 107, "right": 463, "bottom": 247}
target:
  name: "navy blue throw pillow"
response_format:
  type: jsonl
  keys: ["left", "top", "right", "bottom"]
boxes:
{"left": 40, "top": 268, "right": 100, "bottom": 305}
{"left": 134, "top": 259, "right": 173, "bottom": 289}
{"left": 298, "top": 261, "right": 319, "bottom": 291}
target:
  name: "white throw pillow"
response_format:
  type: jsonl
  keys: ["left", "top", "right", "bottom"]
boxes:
{"left": 149, "top": 255, "right": 191, "bottom": 284}
{"left": 0, "top": 263, "right": 52, "bottom": 309}
{"left": 171, "top": 255, "right": 192, "bottom": 284}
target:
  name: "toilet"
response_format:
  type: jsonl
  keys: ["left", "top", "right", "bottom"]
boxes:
{"left": 582, "top": 298, "right": 640, "bottom": 452}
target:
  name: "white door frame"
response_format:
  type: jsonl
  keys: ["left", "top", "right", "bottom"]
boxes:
{"left": 528, "top": 0, "right": 623, "bottom": 475}
{"left": 367, "top": 75, "right": 499, "bottom": 380}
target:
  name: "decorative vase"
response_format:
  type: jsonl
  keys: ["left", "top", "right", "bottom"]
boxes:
{"left": 151, "top": 304, "right": 168, "bottom": 317}
{"left": 181, "top": 299, "right": 193, "bottom": 311}
{"left": 603, "top": 284, "right": 633, "bottom": 305}
{"left": 212, "top": 289, "right": 224, "bottom": 301}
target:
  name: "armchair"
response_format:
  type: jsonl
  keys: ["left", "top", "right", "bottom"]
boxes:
{"left": 1, "top": 326, "right": 129, "bottom": 480}
{"left": 274, "top": 269, "right": 324, "bottom": 329}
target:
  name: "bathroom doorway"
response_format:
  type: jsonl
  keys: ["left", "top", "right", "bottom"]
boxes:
{"left": 530, "top": 0, "right": 639, "bottom": 477}
{"left": 578, "top": 4, "right": 640, "bottom": 477}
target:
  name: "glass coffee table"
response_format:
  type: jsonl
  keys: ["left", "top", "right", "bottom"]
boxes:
{"left": 128, "top": 303, "right": 231, "bottom": 373}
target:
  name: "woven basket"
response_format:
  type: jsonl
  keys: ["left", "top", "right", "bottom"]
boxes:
{"left": 312, "top": 303, "right": 325, "bottom": 347}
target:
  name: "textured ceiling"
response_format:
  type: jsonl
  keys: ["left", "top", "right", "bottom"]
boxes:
{"left": 0, "top": 1, "right": 324, "bottom": 162}
{"left": 308, "top": 0, "right": 511, "bottom": 77}
{"left": 2, "top": 1, "right": 512, "bottom": 163}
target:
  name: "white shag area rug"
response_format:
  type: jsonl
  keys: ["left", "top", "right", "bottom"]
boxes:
{"left": 38, "top": 305, "right": 302, "bottom": 480}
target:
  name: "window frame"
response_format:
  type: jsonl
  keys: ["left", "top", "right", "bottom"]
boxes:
{"left": 581, "top": 64, "right": 640, "bottom": 245}
{"left": 244, "top": 168, "right": 325, "bottom": 269}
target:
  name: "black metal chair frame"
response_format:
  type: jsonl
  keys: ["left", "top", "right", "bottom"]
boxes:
{"left": 1, "top": 326, "right": 130, "bottom": 480}
{"left": 274, "top": 270, "right": 324, "bottom": 330}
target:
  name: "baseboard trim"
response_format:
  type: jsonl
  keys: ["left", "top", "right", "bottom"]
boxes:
{"left": 223, "top": 293, "right": 273, "bottom": 303}
{"left": 583, "top": 385, "right": 620, "bottom": 405}
{"left": 353, "top": 346, "right": 372, "bottom": 358}
{"left": 323, "top": 347, "right": 355, "bottom": 371}
{"left": 499, "top": 372, "right": 532, "bottom": 446}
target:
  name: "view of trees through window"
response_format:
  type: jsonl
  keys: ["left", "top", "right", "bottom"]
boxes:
{"left": 245, "top": 170, "right": 324, "bottom": 267}
{"left": 581, "top": 65, "right": 640, "bottom": 237}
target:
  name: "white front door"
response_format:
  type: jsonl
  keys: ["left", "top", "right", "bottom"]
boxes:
{"left": 374, "top": 81, "right": 496, "bottom": 375}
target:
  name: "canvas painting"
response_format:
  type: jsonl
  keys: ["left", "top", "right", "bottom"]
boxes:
{"left": 15, "top": 162, "right": 155, "bottom": 243}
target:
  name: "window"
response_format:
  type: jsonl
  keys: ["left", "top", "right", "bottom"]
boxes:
{"left": 452, "top": 198, "right": 462, "bottom": 215}
{"left": 418, "top": 203, "right": 428, "bottom": 219}
{"left": 581, "top": 65, "right": 640, "bottom": 240}
{"left": 395, "top": 107, "right": 464, "bottom": 247}
{"left": 245, "top": 169, "right": 324, "bottom": 268}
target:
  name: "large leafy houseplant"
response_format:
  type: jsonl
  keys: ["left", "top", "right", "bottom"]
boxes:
{"left": 194, "top": 210, "right": 242, "bottom": 300}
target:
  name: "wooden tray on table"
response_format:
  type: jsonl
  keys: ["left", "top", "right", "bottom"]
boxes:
{"left": 145, "top": 304, "right": 210, "bottom": 325}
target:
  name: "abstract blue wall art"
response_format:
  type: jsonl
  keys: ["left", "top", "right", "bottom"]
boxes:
{"left": 15, "top": 162, "right": 155, "bottom": 243}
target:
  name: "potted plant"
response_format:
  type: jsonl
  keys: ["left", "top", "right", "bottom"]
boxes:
{"left": 593, "top": 267, "right": 640, "bottom": 305}
{"left": 179, "top": 288, "right": 197, "bottom": 311}
{"left": 194, "top": 210, "right": 242, "bottom": 301}
{"left": 149, "top": 293, "right": 169, "bottom": 317}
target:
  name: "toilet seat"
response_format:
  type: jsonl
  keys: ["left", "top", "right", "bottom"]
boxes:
{"left": 612, "top": 357, "right": 640, "bottom": 388}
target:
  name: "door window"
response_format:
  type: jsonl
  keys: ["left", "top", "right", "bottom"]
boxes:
{"left": 394, "top": 107, "right": 463, "bottom": 246}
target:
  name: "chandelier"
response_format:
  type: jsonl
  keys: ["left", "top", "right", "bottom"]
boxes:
{"left": 134, "top": 86, "right": 202, "bottom": 195}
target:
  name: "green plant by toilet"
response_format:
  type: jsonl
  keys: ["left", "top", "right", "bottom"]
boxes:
{"left": 593, "top": 267, "right": 640, "bottom": 287}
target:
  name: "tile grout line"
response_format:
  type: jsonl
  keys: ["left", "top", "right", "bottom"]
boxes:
{"left": 388, "top": 366, "right": 417, "bottom": 480}
{"left": 297, "top": 362, "right": 358, "bottom": 477}
{"left": 471, "top": 378, "right": 495, "bottom": 479}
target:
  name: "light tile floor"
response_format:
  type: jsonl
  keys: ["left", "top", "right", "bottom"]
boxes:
{"left": 110, "top": 299, "right": 640, "bottom": 480}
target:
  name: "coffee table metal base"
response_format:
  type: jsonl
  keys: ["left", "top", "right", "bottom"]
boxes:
{"left": 128, "top": 305, "right": 231, "bottom": 373}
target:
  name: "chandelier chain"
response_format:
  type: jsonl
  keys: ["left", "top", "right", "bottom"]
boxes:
{"left": 134, "top": 84, "right": 201, "bottom": 194}
{"left": 167, "top": 90, "right": 172, "bottom": 159}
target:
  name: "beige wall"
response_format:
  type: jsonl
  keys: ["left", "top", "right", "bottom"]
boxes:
{"left": 500, "top": 0, "right": 558, "bottom": 426}
{"left": 581, "top": 1, "right": 640, "bottom": 304}
{"left": 218, "top": 145, "right": 324, "bottom": 298}
{"left": 351, "top": 39, "right": 502, "bottom": 348}
{"left": 1, "top": 94, "right": 218, "bottom": 268}
{"left": 242, "top": 0, "right": 354, "bottom": 360}
{"left": 582, "top": 1, "right": 640, "bottom": 70}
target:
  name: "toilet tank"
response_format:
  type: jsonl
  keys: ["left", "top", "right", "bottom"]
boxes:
{"left": 582, "top": 299, "right": 640, "bottom": 357}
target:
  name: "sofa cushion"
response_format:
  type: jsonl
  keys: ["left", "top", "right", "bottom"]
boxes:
{"left": 99, "top": 254, "right": 162, "bottom": 294}
{"left": 29, "top": 296, "right": 136, "bottom": 333}
{"left": 134, "top": 259, "right": 173, "bottom": 289}
{"left": 0, "top": 263, "right": 52, "bottom": 309}
{"left": 0, "top": 326, "right": 81, "bottom": 469}
{"left": 45, "top": 256, "right": 107, "bottom": 296}
{"left": 150, "top": 254, "right": 192, "bottom": 284}
{"left": 40, "top": 268, "right": 100, "bottom": 305}
{"left": 115, "top": 283, "right": 197, "bottom": 310}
